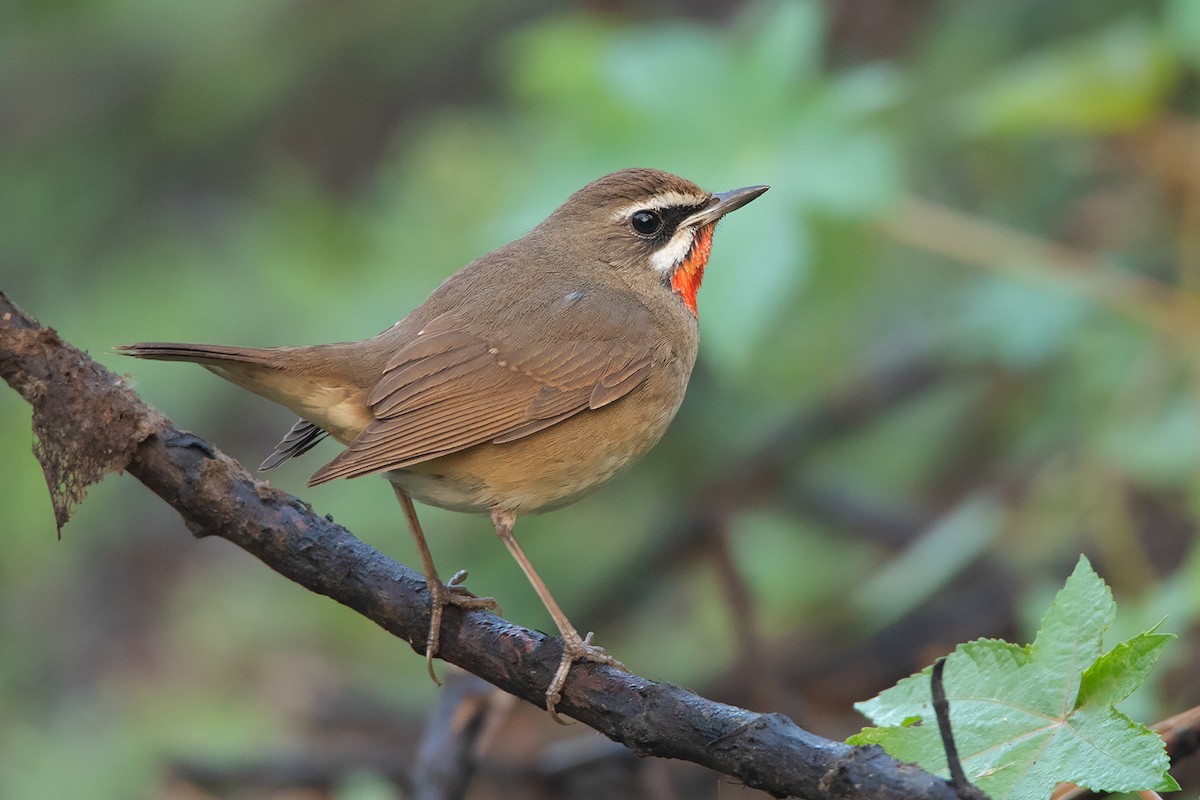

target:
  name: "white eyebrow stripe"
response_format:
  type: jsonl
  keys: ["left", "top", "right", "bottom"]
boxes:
{"left": 611, "top": 191, "right": 710, "bottom": 221}
{"left": 650, "top": 227, "right": 697, "bottom": 273}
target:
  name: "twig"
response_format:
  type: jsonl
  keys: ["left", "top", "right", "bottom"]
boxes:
{"left": 1155, "top": 703, "right": 1200, "bottom": 763}
{"left": 931, "top": 658, "right": 967, "bottom": 789}
{"left": 413, "top": 669, "right": 503, "bottom": 800}
{"left": 931, "top": 658, "right": 988, "bottom": 800}
{"left": 0, "top": 289, "right": 966, "bottom": 800}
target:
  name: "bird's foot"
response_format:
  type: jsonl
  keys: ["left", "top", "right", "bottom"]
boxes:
{"left": 545, "top": 630, "right": 626, "bottom": 724}
{"left": 423, "top": 570, "right": 499, "bottom": 685}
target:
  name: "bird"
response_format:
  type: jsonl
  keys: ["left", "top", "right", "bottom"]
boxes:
{"left": 120, "top": 168, "right": 768, "bottom": 717}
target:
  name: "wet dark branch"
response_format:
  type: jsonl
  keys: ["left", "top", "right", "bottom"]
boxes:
{"left": 0, "top": 290, "right": 962, "bottom": 800}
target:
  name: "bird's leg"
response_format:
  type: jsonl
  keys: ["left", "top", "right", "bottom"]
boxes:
{"left": 489, "top": 509, "right": 624, "bottom": 721}
{"left": 392, "top": 485, "right": 498, "bottom": 684}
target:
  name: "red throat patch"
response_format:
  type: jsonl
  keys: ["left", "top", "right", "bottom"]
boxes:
{"left": 670, "top": 223, "right": 715, "bottom": 317}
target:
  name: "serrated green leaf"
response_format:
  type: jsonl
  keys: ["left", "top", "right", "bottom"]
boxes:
{"left": 851, "top": 556, "right": 1176, "bottom": 800}
{"left": 1076, "top": 628, "right": 1174, "bottom": 709}
{"left": 853, "top": 638, "right": 1030, "bottom": 727}
{"left": 1053, "top": 706, "right": 1180, "bottom": 794}
{"left": 1027, "top": 555, "right": 1114, "bottom": 713}
{"left": 849, "top": 722, "right": 945, "bottom": 771}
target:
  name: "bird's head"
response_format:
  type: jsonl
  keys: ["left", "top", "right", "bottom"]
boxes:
{"left": 540, "top": 168, "right": 768, "bottom": 317}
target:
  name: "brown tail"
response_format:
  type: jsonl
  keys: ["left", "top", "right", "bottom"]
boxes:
{"left": 118, "top": 340, "right": 372, "bottom": 451}
{"left": 117, "top": 341, "right": 309, "bottom": 414}
{"left": 117, "top": 342, "right": 283, "bottom": 366}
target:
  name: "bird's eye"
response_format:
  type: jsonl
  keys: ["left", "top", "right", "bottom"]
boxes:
{"left": 630, "top": 210, "right": 663, "bottom": 236}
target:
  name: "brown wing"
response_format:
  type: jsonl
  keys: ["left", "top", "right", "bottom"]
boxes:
{"left": 307, "top": 319, "right": 654, "bottom": 486}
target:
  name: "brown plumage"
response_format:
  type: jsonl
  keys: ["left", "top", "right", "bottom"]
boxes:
{"left": 120, "top": 168, "right": 767, "bottom": 717}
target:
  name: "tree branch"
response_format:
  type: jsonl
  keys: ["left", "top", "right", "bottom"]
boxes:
{"left": 413, "top": 669, "right": 503, "bottom": 800}
{"left": 0, "top": 290, "right": 963, "bottom": 800}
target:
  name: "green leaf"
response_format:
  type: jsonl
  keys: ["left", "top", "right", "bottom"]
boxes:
{"left": 1026, "top": 556, "right": 1115, "bottom": 713}
{"left": 850, "top": 556, "right": 1178, "bottom": 800}
{"left": 1076, "top": 628, "right": 1173, "bottom": 708}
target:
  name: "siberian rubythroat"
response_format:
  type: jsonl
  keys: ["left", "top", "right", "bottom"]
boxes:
{"left": 121, "top": 168, "right": 768, "bottom": 715}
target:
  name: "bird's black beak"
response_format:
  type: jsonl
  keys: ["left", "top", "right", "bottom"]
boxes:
{"left": 683, "top": 184, "right": 770, "bottom": 227}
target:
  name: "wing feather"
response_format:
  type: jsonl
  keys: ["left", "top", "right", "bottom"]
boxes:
{"left": 590, "top": 359, "right": 653, "bottom": 408}
{"left": 260, "top": 418, "right": 328, "bottom": 471}
{"left": 307, "top": 294, "right": 662, "bottom": 487}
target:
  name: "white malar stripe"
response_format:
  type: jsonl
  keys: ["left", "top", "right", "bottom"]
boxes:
{"left": 651, "top": 227, "right": 697, "bottom": 274}
{"left": 611, "top": 191, "right": 709, "bottom": 221}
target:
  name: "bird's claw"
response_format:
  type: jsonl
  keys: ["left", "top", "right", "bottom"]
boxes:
{"left": 422, "top": 570, "right": 499, "bottom": 685}
{"left": 545, "top": 630, "right": 625, "bottom": 724}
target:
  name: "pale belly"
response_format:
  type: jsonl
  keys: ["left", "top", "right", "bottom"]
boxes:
{"left": 385, "top": 383, "right": 684, "bottom": 515}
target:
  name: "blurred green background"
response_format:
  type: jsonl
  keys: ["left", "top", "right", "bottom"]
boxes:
{"left": 4, "top": 0, "right": 1200, "bottom": 797}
